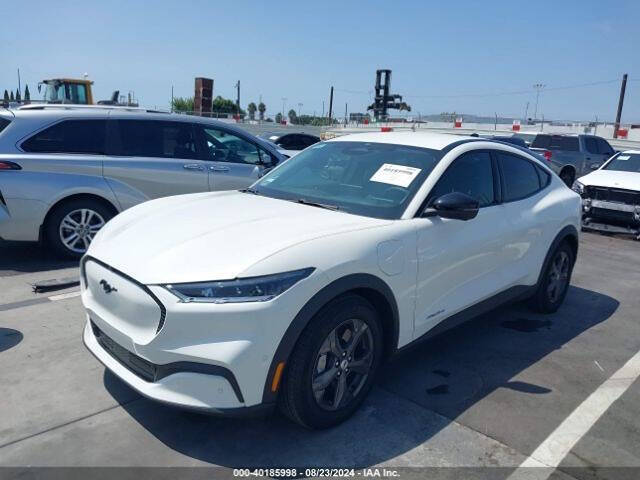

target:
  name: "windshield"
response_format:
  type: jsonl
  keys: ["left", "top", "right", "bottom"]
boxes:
{"left": 603, "top": 153, "right": 640, "bottom": 173}
{"left": 252, "top": 141, "right": 442, "bottom": 219}
{"left": 43, "top": 82, "right": 88, "bottom": 104}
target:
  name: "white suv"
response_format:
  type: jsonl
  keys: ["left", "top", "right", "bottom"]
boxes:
{"left": 81, "top": 132, "right": 581, "bottom": 428}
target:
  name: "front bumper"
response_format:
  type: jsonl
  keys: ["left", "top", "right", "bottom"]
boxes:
{"left": 81, "top": 256, "right": 326, "bottom": 413}
{"left": 582, "top": 198, "right": 640, "bottom": 238}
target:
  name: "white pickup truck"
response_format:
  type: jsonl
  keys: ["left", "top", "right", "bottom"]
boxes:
{"left": 529, "top": 134, "right": 616, "bottom": 186}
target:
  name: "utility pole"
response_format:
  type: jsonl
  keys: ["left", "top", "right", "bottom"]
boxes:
{"left": 322, "top": 101, "right": 325, "bottom": 118}
{"left": 281, "top": 97, "right": 287, "bottom": 120}
{"left": 298, "top": 102, "right": 302, "bottom": 117}
{"left": 613, "top": 73, "right": 628, "bottom": 139}
{"left": 171, "top": 85, "right": 174, "bottom": 112}
{"left": 17, "top": 68, "right": 21, "bottom": 96}
{"left": 345, "top": 103, "right": 348, "bottom": 126}
{"left": 328, "top": 86, "right": 334, "bottom": 122}
{"left": 533, "top": 83, "right": 545, "bottom": 121}
{"left": 523, "top": 101, "right": 529, "bottom": 123}
{"left": 235, "top": 81, "right": 241, "bottom": 118}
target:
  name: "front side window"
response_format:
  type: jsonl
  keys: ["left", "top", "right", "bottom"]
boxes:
{"left": 596, "top": 138, "right": 614, "bottom": 156}
{"left": 429, "top": 151, "right": 495, "bottom": 207}
{"left": 603, "top": 153, "right": 640, "bottom": 173}
{"left": 115, "top": 120, "right": 198, "bottom": 159}
{"left": 22, "top": 120, "right": 106, "bottom": 154}
{"left": 585, "top": 137, "right": 599, "bottom": 154}
{"left": 499, "top": 153, "right": 542, "bottom": 201}
{"left": 200, "top": 127, "right": 261, "bottom": 164}
{"left": 254, "top": 141, "right": 442, "bottom": 219}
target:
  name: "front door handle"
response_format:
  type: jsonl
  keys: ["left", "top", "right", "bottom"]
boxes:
{"left": 210, "top": 165, "right": 230, "bottom": 172}
{"left": 183, "top": 163, "right": 204, "bottom": 171}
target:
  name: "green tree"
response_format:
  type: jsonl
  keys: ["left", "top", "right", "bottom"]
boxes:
{"left": 24, "top": 84, "right": 30, "bottom": 102}
{"left": 288, "top": 109, "right": 298, "bottom": 125}
{"left": 3, "top": 90, "right": 8, "bottom": 105}
{"left": 258, "top": 102, "right": 266, "bottom": 121}
{"left": 247, "top": 102, "right": 257, "bottom": 120}
{"left": 212, "top": 96, "right": 245, "bottom": 116}
{"left": 275, "top": 112, "right": 283, "bottom": 124}
{"left": 15, "top": 88, "right": 21, "bottom": 102}
{"left": 10, "top": 90, "right": 14, "bottom": 102}
{"left": 171, "top": 96, "right": 194, "bottom": 113}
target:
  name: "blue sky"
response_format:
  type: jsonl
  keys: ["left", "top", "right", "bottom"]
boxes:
{"left": 2, "top": 0, "right": 639, "bottom": 122}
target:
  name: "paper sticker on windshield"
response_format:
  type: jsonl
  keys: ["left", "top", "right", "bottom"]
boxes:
{"left": 370, "top": 164, "right": 421, "bottom": 188}
{"left": 618, "top": 155, "right": 630, "bottom": 160}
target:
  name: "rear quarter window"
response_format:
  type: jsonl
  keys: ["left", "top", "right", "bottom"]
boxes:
{"left": 0, "top": 117, "right": 10, "bottom": 134}
{"left": 21, "top": 119, "right": 107, "bottom": 154}
{"left": 499, "top": 153, "right": 544, "bottom": 201}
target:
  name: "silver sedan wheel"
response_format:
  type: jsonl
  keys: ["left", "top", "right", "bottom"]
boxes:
{"left": 58, "top": 208, "right": 105, "bottom": 254}
{"left": 311, "top": 318, "right": 374, "bottom": 411}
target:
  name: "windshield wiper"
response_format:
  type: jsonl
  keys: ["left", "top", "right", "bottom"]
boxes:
{"left": 295, "top": 198, "right": 340, "bottom": 211}
{"left": 239, "top": 187, "right": 260, "bottom": 195}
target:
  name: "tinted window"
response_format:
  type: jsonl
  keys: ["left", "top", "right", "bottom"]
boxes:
{"left": 116, "top": 120, "right": 198, "bottom": 159}
{"left": 500, "top": 153, "right": 541, "bottom": 201}
{"left": 429, "top": 151, "right": 495, "bottom": 207}
{"left": 276, "top": 134, "right": 296, "bottom": 150}
{"left": 531, "top": 135, "right": 579, "bottom": 151}
{"left": 536, "top": 165, "right": 551, "bottom": 187}
{"left": 596, "top": 138, "right": 614, "bottom": 156}
{"left": 254, "top": 141, "right": 442, "bottom": 219}
{"left": 22, "top": 120, "right": 106, "bottom": 154}
{"left": 295, "top": 135, "right": 320, "bottom": 149}
{"left": 0, "top": 118, "right": 10, "bottom": 134}
{"left": 200, "top": 127, "right": 261, "bottom": 164}
{"left": 584, "top": 137, "right": 599, "bottom": 154}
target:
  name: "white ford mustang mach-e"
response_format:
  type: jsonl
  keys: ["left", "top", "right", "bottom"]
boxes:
{"left": 81, "top": 132, "right": 581, "bottom": 428}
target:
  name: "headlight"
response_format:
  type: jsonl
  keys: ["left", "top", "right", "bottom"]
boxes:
{"left": 572, "top": 180, "right": 584, "bottom": 195}
{"left": 164, "top": 268, "right": 314, "bottom": 304}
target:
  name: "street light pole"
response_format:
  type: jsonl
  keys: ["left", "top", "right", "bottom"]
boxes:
{"left": 533, "top": 83, "right": 545, "bottom": 121}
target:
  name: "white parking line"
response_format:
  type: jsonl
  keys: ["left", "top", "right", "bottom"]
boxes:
{"left": 509, "top": 348, "right": 640, "bottom": 478}
{"left": 48, "top": 290, "right": 81, "bottom": 301}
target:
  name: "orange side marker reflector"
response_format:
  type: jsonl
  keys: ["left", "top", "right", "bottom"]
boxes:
{"left": 271, "top": 362, "right": 285, "bottom": 392}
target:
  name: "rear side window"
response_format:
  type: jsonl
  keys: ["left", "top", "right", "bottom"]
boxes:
{"left": 0, "top": 118, "right": 10, "bottom": 135}
{"left": 499, "top": 153, "right": 542, "bottom": 202}
{"left": 114, "top": 120, "right": 199, "bottom": 159}
{"left": 22, "top": 120, "right": 107, "bottom": 154}
{"left": 531, "top": 135, "right": 579, "bottom": 151}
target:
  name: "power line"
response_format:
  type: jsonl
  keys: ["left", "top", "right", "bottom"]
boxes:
{"left": 334, "top": 78, "right": 621, "bottom": 100}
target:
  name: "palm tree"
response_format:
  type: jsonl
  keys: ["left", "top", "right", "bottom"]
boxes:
{"left": 247, "top": 102, "right": 257, "bottom": 121}
{"left": 258, "top": 102, "right": 266, "bottom": 121}
{"left": 288, "top": 109, "right": 298, "bottom": 125}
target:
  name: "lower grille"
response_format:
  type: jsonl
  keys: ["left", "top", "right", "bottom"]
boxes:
{"left": 589, "top": 207, "right": 638, "bottom": 226}
{"left": 92, "top": 322, "right": 156, "bottom": 382}
{"left": 585, "top": 186, "right": 640, "bottom": 204}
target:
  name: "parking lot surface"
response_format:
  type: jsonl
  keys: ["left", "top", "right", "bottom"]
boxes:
{"left": 1, "top": 233, "right": 639, "bottom": 478}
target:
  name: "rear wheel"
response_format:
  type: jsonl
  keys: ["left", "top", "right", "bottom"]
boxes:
{"left": 529, "top": 242, "right": 575, "bottom": 313}
{"left": 45, "top": 199, "right": 114, "bottom": 259}
{"left": 279, "top": 294, "right": 383, "bottom": 429}
{"left": 559, "top": 168, "right": 575, "bottom": 187}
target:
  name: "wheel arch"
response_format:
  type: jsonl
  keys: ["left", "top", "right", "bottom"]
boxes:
{"left": 40, "top": 193, "right": 119, "bottom": 242}
{"left": 262, "top": 273, "right": 399, "bottom": 404}
{"left": 558, "top": 165, "right": 576, "bottom": 184}
{"left": 536, "top": 224, "right": 579, "bottom": 287}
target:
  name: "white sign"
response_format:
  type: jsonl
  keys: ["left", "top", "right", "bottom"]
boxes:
{"left": 370, "top": 163, "right": 422, "bottom": 188}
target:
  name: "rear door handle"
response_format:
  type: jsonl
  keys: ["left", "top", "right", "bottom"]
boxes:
{"left": 183, "top": 163, "right": 205, "bottom": 171}
{"left": 210, "top": 165, "right": 230, "bottom": 172}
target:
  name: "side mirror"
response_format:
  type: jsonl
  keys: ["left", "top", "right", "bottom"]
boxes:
{"left": 422, "top": 192, "right": 479, "bottom": 221}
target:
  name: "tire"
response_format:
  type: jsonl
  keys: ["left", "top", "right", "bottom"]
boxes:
{"left": 559, "top": 169, "right": 575, "bottom": 187}
{"left": 45, "top": 198, "right": 114, "bottom": 259}
{"left": 279, "top": 294, "right": 384, "bottom": 429}
{"left": 529, "top": 241, "right": 575, "bottom": 314}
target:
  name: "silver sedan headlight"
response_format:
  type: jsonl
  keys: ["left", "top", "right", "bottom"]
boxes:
{"left": 164, "top": 268, "right": 314, "bottom": 304}
{"left": 572, "top": 180, "right": 585, "bottom": 195}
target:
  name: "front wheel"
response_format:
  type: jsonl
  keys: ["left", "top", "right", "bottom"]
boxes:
{"left": 279, "top": 294, "right": 383, "bottom": 429}
{"left": 529, "top": 242, "right": 575, "bottom": 313}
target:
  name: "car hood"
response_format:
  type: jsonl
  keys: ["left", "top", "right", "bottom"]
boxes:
{"left": 88, "top": 191, "right": 390, "bottom": 284}
{"left": 578, "top": 170, "right": 640, "bottom": 192}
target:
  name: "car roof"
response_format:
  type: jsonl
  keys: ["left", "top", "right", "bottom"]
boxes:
{"left": 621, "top": 150, "right": 640, "bottom": 154}
{"left": 326, "top": 131, "right": 476, "bottom": 150}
